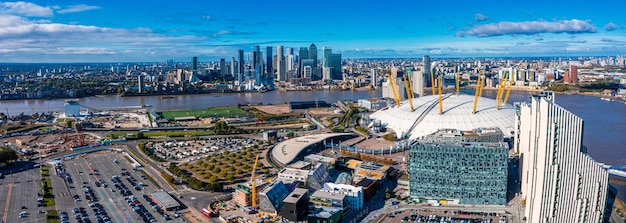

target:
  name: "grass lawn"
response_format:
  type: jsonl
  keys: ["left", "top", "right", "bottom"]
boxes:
{"left": 46, "top": 210, "right": 59, "bottom": 223}
{"left": 160, "top": 106, "right": 246, "bottom": 120}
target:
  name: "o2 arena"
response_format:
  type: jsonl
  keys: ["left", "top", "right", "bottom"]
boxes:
{"left": 369, "top": 92, "right": 516, "bottom": 140}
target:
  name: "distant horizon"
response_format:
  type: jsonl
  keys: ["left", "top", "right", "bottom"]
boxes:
{"left": 0, "top": 0, "right": 625, "bottom": 62}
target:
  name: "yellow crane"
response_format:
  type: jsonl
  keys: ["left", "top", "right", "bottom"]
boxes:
{"left": 430, "top": 68, "right": 436, "bottom": 95}
{"left": 472, "top": 71, "right": 485, "bottom": 114}
{"left": 251, "top": 154, "right": 260, "bottom": 208}
{"left": 403, "top": 72, "right": 415, "bottom": 112}
{"left": 438, "top": 75, "right": 443, "bottom": 115}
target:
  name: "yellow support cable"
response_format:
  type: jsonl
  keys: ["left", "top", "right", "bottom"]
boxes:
{"left": 478, "top": 70, "right": 485, "bottom": 97}
{"left": 438, "top": 75, "right": 443, "bottom": 115}
{"left": 496, "top": 72, "right": 508, "bottom": 110}
{"left": 403, "top": 73, "right": 415, "bottom": 112}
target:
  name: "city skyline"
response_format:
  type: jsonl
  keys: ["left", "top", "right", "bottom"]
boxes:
{"left": 0, "top": 0, "right": 626, "bottom": 62}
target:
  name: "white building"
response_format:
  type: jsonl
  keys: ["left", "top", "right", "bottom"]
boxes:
{"left": 321, "top": 183, "right": 364, "bottom": 212}
{"left": 381, "top": 77, "right": 405, "bottom": 101}
{"left": 277, "top": 168, "right": 308, "bottom": 182}
{"left": 515, "top": 91, "right": 610, "bottom": 223}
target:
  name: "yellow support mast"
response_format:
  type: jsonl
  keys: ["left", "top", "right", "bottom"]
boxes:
{"left": 496, "top": 72, "right": 508, "bottom": 110}
{"left": 403, "top": 72, "right": 415, "bottom": 112}
{"left": 472, "top": 71, "right": 484, "bottom": 114}
{"left": 251, "top": 154, "right": 260, "bottom": 208}
{"left": 438, "top": 75, "right": 443, "bottom": 115}
{"left": 502, "top": 70, "right": 514, "bottom": 107}
{"left": 389, "top": 74, "right": 401, "bottom": 106}
{"left": 431, "top": 68, "right": 436, "bottom": 95}
{"left": 456, "top": 70, "right": 460, "bottom": 93}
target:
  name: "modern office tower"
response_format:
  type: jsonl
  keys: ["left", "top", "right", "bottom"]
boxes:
{"left": 285, "top": 54, "right": 294, "bottom": 71}
{"left": 382, "top": 77, "right": 406, "bottom": 100}
{"left": 285, "top": 47, "right": 293, "bottom": 56}
{"left": 219, "top": 58, "right": 227, "bottom": 76}
{"left": 230, "top": 57, "right": 238, "bottom": 79}
{"left": 252, "top": 45, "right": 261, "bottom": 70}
{"left": 322, "top": 67, "right": 331, "bottom": 81}
{"left": 137, "top": 75, "right": 145, "bottom": 93}
{"left": 308, "top": 43, "right": 318, "bottom": 68}
{"left": 176, "top": 69, "right": 186, "bottom": 85}
{"left": 516, "top": 92, "right": 610, "bottom": 223}
{"left": 423, "top": 55, "right": 432, "bottom": 87}
{"left": 191, "top": 56, "right": 198, "bottom": 71}
{"left": 303, "top": 65, "right": 313, "bottom": 79}
{"left": 322, "top": 47, "right": 332, "bottom": 68}
{"left": 266, "top": 46, "right": 273, "bottom": 77}
{"left": 277, "top": 45, "right": 286, "bottom": 81}
{"left": 409, "top": 129, "right": 508, "bottom": 205}
{"left": 330, "top": 53, "right": 342, "bottom": 80}
{"left": 411, "top": 70, "right": 424, "bottom": 97}
{"left": 298, "top": 47, "right": 309, "bottom": 72}
{"left": 238, "top": 50, "right": 245, "bottom": 83}
{"left": 370, "top": 68, "right": 378, "bottom": 88}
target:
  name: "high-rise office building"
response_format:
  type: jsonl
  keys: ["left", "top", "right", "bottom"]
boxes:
{"left": 238, "top": 50, "right": 244, "bottom": 83}
{"left": 303, "top": 65, "right": 312, "bottom": 79}
{"left": 516, "top": 92, "right": 610, "bottom": 223}
{"left": 285, "top": 47, "right": 293, "bottom": 56}
{"left": 298, "top": 47, "right": 309, "bottom": 73}
{"left": 411, "top": 70, "right": 424, "bottom": 97}
{"left": 230, "top": 57, "right": 237, "bottom": 79}
{"left": 322, "top": 47, "right": 332, "bottom": 68}
{"left": 137, "top": 75, "right": 145, "bottom": 93}
{"left": 191, "top": 56, "right": 198, "bottom": 71}
{"left": 371, "top": 68, "right": 378, "bottom": 89}
{"left": 330, "top": 53, "right": 342, "bottom": 80}
{"left": 308, "top": 43, "right": 317, "bottom": 68}
{"left": 253, "top": 45, "right": 261, "bottom": 70}
{"left": 423, "top": 55, "right": 432, "bottom": 87}
{"left": 219, "top": 58, "right": 227, "bottom": 76}
{"left": 276, "top": 45, "right": 286, "bottom": 81}
{"left": 266, "top": 46, "right": 273, "bottom": 77}
{"left": 564, "top": 65, "right": 578, "bottom": 84}
{"left": 285, "top": 55, "right": 294, "bottom": 72}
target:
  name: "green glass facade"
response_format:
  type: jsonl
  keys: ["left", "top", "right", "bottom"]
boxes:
{"left": 409, "top": 142, "right": 508, "bottom": 205}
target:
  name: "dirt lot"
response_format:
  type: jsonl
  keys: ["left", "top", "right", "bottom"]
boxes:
{"left": 308, "top": 107, "right": 343, "bottom": 117}
{"left": 353, "top": 137, "right": 398, "bottom": 150}
{"left": 252, "top": 104, "right": 291, "bottom": 115}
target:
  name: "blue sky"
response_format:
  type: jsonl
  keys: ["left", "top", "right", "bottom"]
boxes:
{"left": 0, "top": 0, "right": 625, "bottom": 62}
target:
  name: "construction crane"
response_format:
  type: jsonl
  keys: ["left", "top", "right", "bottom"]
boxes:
{"left": 438, "top": 75, "right": 443, "bottom": 115}
{"left": 388, "top": 73, "right": 402, "bottom": 106}
{"left": 472, "top": 71, "right": 485, "bottom": 114}
{"left": 456, "top": 71, "right": 460, "bottom": 93}
{"left": 403, "top": 73, "right": 415, "bottom": 112}
{"left": 430, "top": 68, "right": 436, "bottom": 95}
{"left": 251, "top": 154, "right": 260, "bottom": 208}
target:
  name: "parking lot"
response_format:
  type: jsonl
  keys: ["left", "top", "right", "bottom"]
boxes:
{"left": 384, "top": 209, "right": 505, "bottom": 223}
{"left": 0, "top": 166, "right": 47, "bottom": 223}
{"left": 51, "top": 151, "right": 186, "bottom": 223}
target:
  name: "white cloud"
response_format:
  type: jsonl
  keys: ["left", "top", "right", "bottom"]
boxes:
{"left": 457, "top": 19, "right": 597, "bottom": 37}
{"left": 474, "top": 13, "right": 488, "bottom": 22}
{"left": 604, "top": 22, "right": 618, "bottom": 31}
{"left": 213, "top": 30, "right": 230, "bottom": 36}
{"left": 0, "top": 1, "right": 53, "bottom": 17}
{"left": 57, "top": 4, "right": 100, "bottom": 14}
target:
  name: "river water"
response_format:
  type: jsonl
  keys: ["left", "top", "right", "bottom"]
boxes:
{"left": 2, "top": 89, "right": 626, "bottom": 198}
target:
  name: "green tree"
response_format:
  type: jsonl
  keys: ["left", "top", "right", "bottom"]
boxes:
{"left": 385, "top": 188, "right": 391, "bottom": 200}
{"left": 286, "top": 132, "right": 295, "bottom": 138}
{"left": 0, "top": 148, "right": 18, "bottom": 164}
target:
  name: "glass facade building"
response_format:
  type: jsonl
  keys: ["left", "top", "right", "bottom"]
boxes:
{"left": 409, "top": 141, "right": 508, "bottom": 205}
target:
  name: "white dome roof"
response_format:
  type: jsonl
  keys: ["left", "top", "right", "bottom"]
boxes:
{"left": 370, "top": 93, "right": 516, "bottom": 140}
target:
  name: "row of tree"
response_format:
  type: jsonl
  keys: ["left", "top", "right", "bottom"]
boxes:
{"left": 0, "top": 147, "right": 18, "bottom": 164}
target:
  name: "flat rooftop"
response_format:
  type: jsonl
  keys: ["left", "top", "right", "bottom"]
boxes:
{"left": 283, "top": 188, "right": 308, "bottom": 203}
{"left": 152, "top": 191, "right": 179, "bottom": 209}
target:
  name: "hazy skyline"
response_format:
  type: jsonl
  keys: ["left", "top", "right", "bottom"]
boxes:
{"left": 0, "top": 0, "right": 625, "bottom": 62}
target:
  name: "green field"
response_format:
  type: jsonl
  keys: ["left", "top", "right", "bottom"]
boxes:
{"left": 160, "top": 106, "right": 246, "bottom": 120}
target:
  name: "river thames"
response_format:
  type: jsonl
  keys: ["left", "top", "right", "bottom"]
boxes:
{"left": 3, "top": 89, "right": 626, "bottom": 198}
